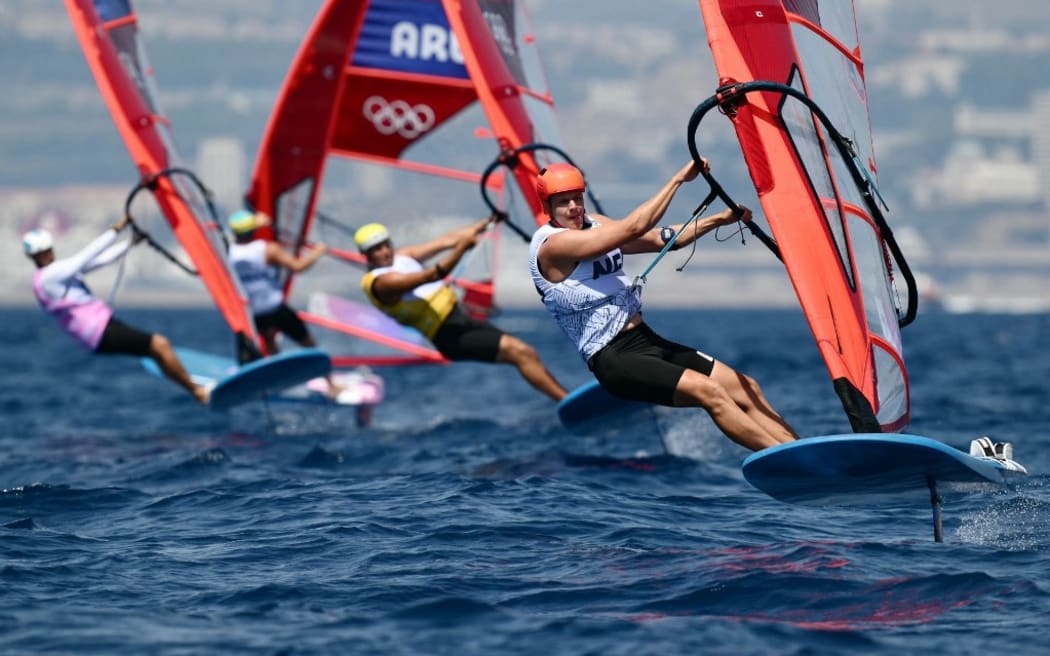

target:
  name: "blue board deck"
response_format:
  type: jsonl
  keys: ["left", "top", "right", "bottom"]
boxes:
{"left": 557, "top": 380, "right": 656, "bottom": 435}
{"left": 142, "top": 347, "right": 332, "bottom": 410}
{"left": 742, "top": 434, "right": 1027, "bottom": 506}
{"left": 207, "top": 349, "right": 331, "bottom": 410}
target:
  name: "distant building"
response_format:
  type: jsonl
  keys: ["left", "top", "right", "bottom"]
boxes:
{"left": 912, "top": 95, "right": 1050, "bottom": 209}
{"left": 954, "top": 101, "right": 1032, "bottom": 140}
{"left": 1033, "top": 90, "right": 1050, "bottom": 214}
{"left": 0, "top": 185, "right": 198, "bottom": 304}
{"left": 869, "top": 55, "right": 965, "bottom": 98}
{"left": 195, "top": 136, "right": 246, "bottom": 211}
{"left": 917, "top": 140, "right": 1039, "bottom": 207}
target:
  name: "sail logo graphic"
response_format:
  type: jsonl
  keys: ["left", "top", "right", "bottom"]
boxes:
{"left": 390, "top": 21, "right": 464, "bottom": 65}
{"left": 363, "top": 96, "right": 435, "bottom": 139}
{"left": 482, "top": 11, "right": 516, "bottom": 58}
{"left": 354, "top": 3, "right": 468, "bottom": 79}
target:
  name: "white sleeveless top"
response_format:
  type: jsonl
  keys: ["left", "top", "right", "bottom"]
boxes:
{"left": 528, "top": 220, "right": 641, "bottom": 361}
{"left": 229, "top": 240, "right": 284, "bottom": 314}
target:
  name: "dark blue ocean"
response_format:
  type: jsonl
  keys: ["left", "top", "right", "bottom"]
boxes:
{"left": 2, "top": 307, "right": 1048, "bottom": 655}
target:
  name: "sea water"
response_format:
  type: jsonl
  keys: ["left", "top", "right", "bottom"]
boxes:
{"left": 1, "top": 307, "right": 1047, "bottom": 655}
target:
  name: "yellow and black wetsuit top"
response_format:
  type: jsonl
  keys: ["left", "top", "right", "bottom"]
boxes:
{"left": 361, "top": 254, "right": 457, "bottom": 340}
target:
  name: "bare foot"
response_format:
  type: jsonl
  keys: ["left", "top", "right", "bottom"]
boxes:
{"left": 326, "top": 379, "right": 346, "bottom": 399}
{"left": 193, "top": 384, "right": 211, "bottom": 406}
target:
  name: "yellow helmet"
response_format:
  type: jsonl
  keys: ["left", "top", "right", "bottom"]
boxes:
{"left": 354, "top": 222, "right": 391, "bottom": 252}
{"left": 229, "top": 210, "right": 260, "bottom": 235}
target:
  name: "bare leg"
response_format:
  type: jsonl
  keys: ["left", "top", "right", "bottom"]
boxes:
{"left": 148, "top": 334, "right": 209, "bottom": 405}
{"left": 262, "top": 329, "right": 279, "bottom": 356}
{"left": 495, "top": 335, "right": 568, "bottom": 402}
{"left": 672, "top": 365, "right": 793, "bottom": 451}
{"left": 297, "top": 334, "right": 342, "bottom": 397}
{"left": 709, "top": 362, "right": 798, "bottom": 444}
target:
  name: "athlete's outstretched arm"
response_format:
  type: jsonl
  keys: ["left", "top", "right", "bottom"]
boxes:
{"left": 368, "top": 235, "right": 477, "bottom": 305}
{"left": 267, "top": 242, "right": 326, "bottom": 273}
{"left": 621, "top": 206, "right": 750, "bottom": 255}
{"left": 399, "top": 216, "right": 491, "bottom": 263}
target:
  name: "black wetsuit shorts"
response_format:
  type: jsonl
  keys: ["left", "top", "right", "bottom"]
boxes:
{"left": 95, "top": 316, "right": 153, "bottom": 357}
{"left": 588, "top": 322, "right": 715, "bottom": 406}
{"left": 254, "top": 303, "right": 309, "bottom": 343}
{"left": 431, "top": 306, "right": 503, "bottom": 362}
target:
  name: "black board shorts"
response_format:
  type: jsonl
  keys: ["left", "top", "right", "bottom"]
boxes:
{"left": 588, "top": 322, "right": 715, "bottom": 406}
{"left": 254, "top": 303, "right": 309, "bottom": 343}
{"left": 95, "top": 316, "right": 153, "bottom": 357}
{"left": 431, "top": 305, "right": 503, "bottom": 363}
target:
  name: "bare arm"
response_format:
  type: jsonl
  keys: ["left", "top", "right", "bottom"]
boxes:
{"left": 266, "top": 242, "right": 326, "bottom": 273}
{"left": 399, "top": 216, "right": 491, "bottom": 263}
{"left": 621, "top": 206, "right": 752, "bottom": 254}
{"left": 538, "top": 160, "right": 702, "bottom": 274}
{"left": 370, "top": 238, "right": 476, "bottom": 305}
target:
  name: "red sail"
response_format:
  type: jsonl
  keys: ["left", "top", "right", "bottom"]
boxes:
{"left": 698, "top": 0, "right": 910, "bottom": 431}
{"left": 247, "top": 0, "right": 565, "bottom": 367}
{"left": 65, "top": 0, "right": 258, "bottom": 346}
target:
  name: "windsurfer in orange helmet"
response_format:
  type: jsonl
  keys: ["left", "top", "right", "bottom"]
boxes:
{"left": 528, "top": 160, "right": 797, "bottom": 451}
{"left": 356, "top": 216, "right": 568, "bottom": 402}
{"left": 24, "top": 215, "right": 210, "bottom": 405}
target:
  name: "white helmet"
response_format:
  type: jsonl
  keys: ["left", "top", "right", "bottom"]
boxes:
{"left": 23, "top": 228, "right": 54, "bottom": 256}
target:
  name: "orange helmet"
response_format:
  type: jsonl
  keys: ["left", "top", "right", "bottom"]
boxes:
{"left": 535, "top": 163, "right": 585, "bottom": 204}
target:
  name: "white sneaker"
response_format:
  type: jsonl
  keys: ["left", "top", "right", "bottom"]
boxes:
{"left": 970, "top": 436, "right": 995, "bottom": 458}
{"left": 970, "top": 437, "right": 1016, "bottom": 462}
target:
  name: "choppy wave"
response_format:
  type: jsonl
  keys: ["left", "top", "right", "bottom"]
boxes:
{"left": 1, "top": 308, "right": 1048, "bottom": 655}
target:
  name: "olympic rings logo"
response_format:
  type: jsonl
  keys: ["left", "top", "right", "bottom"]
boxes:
{"left": 363, "top": 96, "right": 435, "bottom": 139}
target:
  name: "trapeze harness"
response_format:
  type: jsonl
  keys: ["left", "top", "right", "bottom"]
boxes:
{"left": 32, "top": 228, "right": 131, "bottom": 351}
{"left": 361, "top": 254, "right": 458, "bottom": 340}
